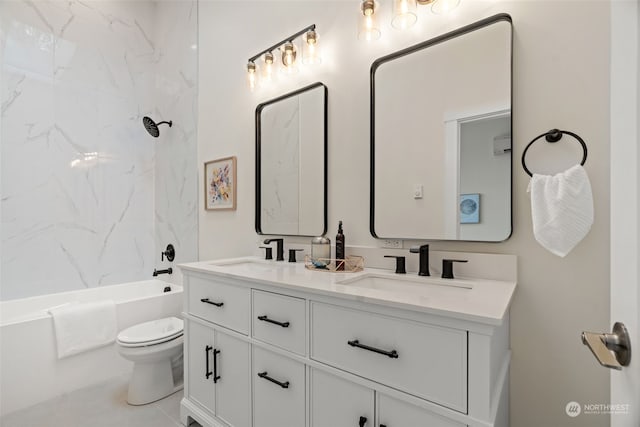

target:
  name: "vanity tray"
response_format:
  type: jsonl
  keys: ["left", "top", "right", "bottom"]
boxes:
{"left": 304, "top": 255, "right": 364, "bottom": 273}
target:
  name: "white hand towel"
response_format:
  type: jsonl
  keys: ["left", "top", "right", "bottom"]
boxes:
{"left": 48, "top": 300, "right": 117, "bottom": 359}
{"left": 528, "top": 164, "right": 594, "bottom": 257}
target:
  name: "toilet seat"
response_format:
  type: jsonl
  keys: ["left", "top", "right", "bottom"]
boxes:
{"left": 117, "top": 317, "right": 183, "bottom": 347}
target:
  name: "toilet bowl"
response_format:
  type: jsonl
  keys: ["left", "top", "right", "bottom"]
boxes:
{"left": 117, "top": 316, "right": 184, "bottom": 405}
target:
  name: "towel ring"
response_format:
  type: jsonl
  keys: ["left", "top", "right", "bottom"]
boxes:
{"left": 521, "top": 129, "right": 588, "bottom": 177}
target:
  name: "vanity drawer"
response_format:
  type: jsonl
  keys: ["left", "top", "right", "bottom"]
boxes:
{"left": 252, "top": 290, "right": 306, "bottom": 355}
{"left": 378, "top": 393, "right": 467, "bottom": 427}
{"left": 253, "top": 346, "right": 306, "bottom": 427}
{"left": 310, "top": 302, "right": 468, "bottom": 412}
{"left": 188, "top": 276, "right": 250, "bottom": 334}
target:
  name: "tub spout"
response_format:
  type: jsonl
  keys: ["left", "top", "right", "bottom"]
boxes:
{"left": 153, "top": 268, "right": 173, "bottom": 277}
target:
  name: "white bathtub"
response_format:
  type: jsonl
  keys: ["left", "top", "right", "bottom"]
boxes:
{"left": 0, "top": 280, "right": 183, "bottom": 416}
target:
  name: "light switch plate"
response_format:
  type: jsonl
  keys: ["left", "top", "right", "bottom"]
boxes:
{"left": 413, "top": 184, "right": 423, "bottom": 199}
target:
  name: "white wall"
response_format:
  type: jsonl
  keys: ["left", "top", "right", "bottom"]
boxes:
{"left": 198, "top": 1, "right": 610, "bottom": 426}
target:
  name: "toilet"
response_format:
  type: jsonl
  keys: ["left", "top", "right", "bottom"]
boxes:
{"left": 117, "top": 316, "right": 184, "bottom": 405}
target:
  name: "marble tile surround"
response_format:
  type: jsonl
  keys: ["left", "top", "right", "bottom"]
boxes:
{"left": 0, "top": 0, "right": 198, "bottom": 300}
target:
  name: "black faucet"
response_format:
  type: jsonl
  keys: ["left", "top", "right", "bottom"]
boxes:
{"left": 409, "top": 244, "right": 430, "bottom": 276}
{"left": 442, "top": 259, "right": 468, "bottom": 279}
{"left": 288, "top": 249, "right": 304, "bottom": 263}
{"left": 263, "top": 238, "right": 284, "bottom": 261}
{"left": 384, "top": 255, "right": 406, "bottom": 274}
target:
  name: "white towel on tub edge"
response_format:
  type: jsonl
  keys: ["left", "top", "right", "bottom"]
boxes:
{"left": 48, "top": 300, "right": 117, "bottom": 359}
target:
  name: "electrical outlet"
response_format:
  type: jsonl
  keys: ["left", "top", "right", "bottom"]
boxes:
{"left": 382, "top": 239, "right": 403, "bottom": 249}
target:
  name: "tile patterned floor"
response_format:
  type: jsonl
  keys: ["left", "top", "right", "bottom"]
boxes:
{"left": 0, "top": 375, "right": 200, "bottom": 427}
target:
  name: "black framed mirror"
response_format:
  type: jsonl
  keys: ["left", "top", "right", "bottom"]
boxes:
{"left": 256, "top": 82, "right": 328, "bottom": 236}
{"left": 370, "top": 14, "right": 512, "bottom": 242}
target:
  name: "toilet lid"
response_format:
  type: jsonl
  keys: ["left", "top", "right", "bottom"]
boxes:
{"left": 117, "top": 317, "right": 184, "bottom": 345}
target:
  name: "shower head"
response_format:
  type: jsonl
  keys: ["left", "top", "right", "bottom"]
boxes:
{"left": 142, "top": 116, "right": 172, "bottom": 138}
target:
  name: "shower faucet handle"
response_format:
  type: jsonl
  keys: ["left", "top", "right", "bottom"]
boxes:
{"left": 161, "top": 244, "right": 175, "bottom": 262}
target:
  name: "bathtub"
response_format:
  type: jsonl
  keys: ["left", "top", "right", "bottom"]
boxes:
{"left": 0, "top": 279, "right": 183, "bottom": 417}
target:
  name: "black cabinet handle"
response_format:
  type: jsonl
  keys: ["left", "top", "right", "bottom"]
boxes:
{"left": 201, "top": 298, "right": 224, "bottom": 307}
{"left": 359, "top": 416, "right": 367, "bottom": 427}
{"left": 212, "top": 349, "right": 221, "bottom": 383}
{"left": 205, "top": 345, "right": 213, "bottom": 379}
{"left": 347, "top": 339, "right": 398, "bottom": 359}
{"left": 257, "top": 371, "right": 290, "bottom": 389}
{"left": 257, "top": 315, "right": 290, "bottom": 328}
{"left": 380, "top": 425, "right": 387, "bottom": 427}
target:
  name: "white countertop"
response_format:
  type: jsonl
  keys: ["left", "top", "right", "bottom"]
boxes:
{"left": 179, "top": 256, "right": 516, "bottom": 326}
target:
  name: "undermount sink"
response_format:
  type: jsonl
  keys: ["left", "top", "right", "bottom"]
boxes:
{"left": 337, "top": 273, "right": 473, "bottom": 296}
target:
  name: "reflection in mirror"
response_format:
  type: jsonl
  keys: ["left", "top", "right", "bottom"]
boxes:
{"left": 371, "top": 14, "right": 512, "bottom": 242}
{"left": 256, "top": 82, "right": 327, "bottom": 236}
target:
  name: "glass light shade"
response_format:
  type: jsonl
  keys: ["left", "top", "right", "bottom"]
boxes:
{"left": 431, "top": 0, "right": 460, "bottom": 14}
{"left": 280, "top": 42, "right": 299, "bottom": 74}
{"left": 358, "top": 0, "right": 381, "bottom": 41}
{"left": 247, "top": 61, "right": 257, "bottom": 90}
{"left": 261, "top": 52, "right": 274, "bottom": 83}
{"left": 391, "top": 0, "right": 417, "bottom": 30}
{"left": 303, "top": 29, "right": 321, "bottom": 65}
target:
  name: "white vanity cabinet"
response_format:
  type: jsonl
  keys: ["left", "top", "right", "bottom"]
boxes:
{"left": 185, "top": 318, "right": 251, "bottom": 427}
{"left": 310, "top": 301, "right": 468, "bottom": 413}
{"left": 377, "top": 394, "right": 466, "bottom": 427}
{"left": 310, "top": 368, "right": 374, "bottom": 427}
{"left": 252, "top": 346, "right": 306, "bottom": 427}
{"left": 180, "top": 257, "right": 515, "bottom": 427}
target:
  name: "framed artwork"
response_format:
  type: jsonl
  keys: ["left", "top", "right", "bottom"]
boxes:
{"left": 204, "top": 156, "right": 236, "bottom": 211}
{"left": 460, "top": 193, "right": 480, "bottom": 224}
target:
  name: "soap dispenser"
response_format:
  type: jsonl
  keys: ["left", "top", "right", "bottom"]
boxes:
{"left": 335, "top": 221, "right": 345, "bottom": 270}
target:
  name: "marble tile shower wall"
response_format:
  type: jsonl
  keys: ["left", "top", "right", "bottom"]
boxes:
{"left": 0, "top": 1, "right": 198, "bottom": 300}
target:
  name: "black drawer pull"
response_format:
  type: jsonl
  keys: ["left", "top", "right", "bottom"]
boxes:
{"left": 201, "top": 298, "right": 224, "bottom": 307}
{"left": 212, "top": 349, "right": 221, "bottom": 383}
{"left": 347, "top": 339, "right": 398, "bottom": 359}
{"left": 380, "top": 425, "right": 387, "bottom": 427}
{"left": 257, "top": 371, "right": 290, "bottom": 389}
{"left": 205, "top": 345, "right": 213, "bottom": 379}
{"left": 359, "top": 416, "right": 367, "bottom": 427}
{"left": 257, "top": 315, "right": 290, "bottom": 328}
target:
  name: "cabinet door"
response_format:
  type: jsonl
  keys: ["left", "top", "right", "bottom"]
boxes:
{"left": 378, "top": 394, "right": 466, "bottom": 427}
{"left": 310, "top": 369, "right": 373, "bottom": 427}
{"left": 215, "top": 330, "right": 251, "bottom": 427}
{"left": 253, "top": 346, "right": 306, "bottom": 427}
{"left": 186, "top": 320, "right": 215, "bottom": 413}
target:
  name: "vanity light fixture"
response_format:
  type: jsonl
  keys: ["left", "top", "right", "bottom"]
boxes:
{"left": 430, "top": 0, "right": 461, "bottom": 14}
{"left": 303, "top": 29, "right": 321, "bottom": 65}
{"left": 247, "top": 61, "right": 257, "bottom": 90}
{"left": 282, "top": 41, "right": 297, "bottom": 71}
{"left": 362, "top": 0, "right": 461, "bottom": 39}
{"left": 247, "top": 24, "right": 320, "bottom": 88}
{"left": 358, "top": 0, "right": 381, "bottom": 41}
{"left": 392, "top": 0, "right": 418, "bottom": 30}
{"left": 261, "top": 51, "right": 274, "bottom": 83}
